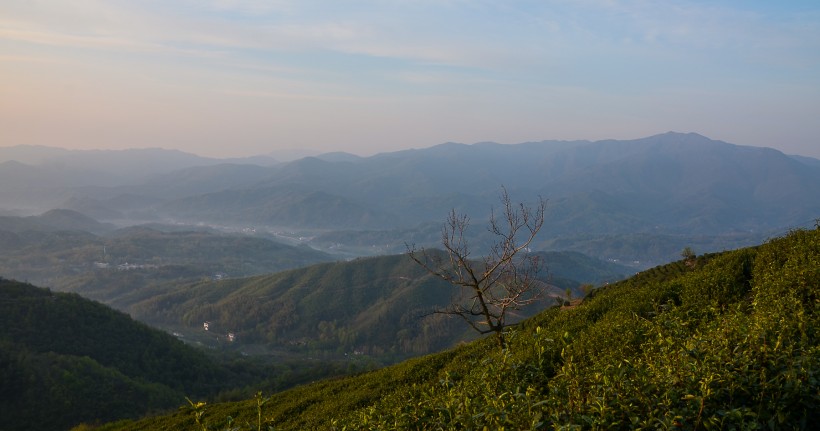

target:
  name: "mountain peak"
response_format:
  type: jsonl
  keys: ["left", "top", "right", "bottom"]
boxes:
{"left": 646, "top": 131, "right": 713, "bottom": 143}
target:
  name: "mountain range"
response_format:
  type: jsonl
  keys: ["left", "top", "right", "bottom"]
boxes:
{"left": 2, "top": 132, "right": 818, "bottom": 429}
{"left": 2, "top": 132, "right": 819, "bottom": 267}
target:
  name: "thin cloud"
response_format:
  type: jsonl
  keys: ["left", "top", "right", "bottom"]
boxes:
{"left": 1, "top": 0, "right": 818, "bottom": 157}
{"left": 0, "top": 54, "right": 59, "bottom": 64}
{"left": 0, "top": 26, "right": 166, "bottom": 52}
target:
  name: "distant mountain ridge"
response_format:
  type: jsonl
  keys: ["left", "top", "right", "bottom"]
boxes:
{"left": 0, "top": 208, "right": 114, "bottom": 235}
{"left": 2, "top": 132, "right": 818, "bottom": 265}
{"left": 0, "top": 145, "right": 280, "bottom": 187}
{"left": 155, "top": 132, "right": 820, "bottom": 230}
{"left": 149, "top": 132, "right": 820, "bottom": 264}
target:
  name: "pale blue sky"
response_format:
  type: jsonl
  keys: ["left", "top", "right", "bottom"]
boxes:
{"left": 1, "top": 0, "right": 819, "bottom": 158}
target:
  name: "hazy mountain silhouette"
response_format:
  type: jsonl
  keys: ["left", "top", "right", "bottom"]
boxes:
{"left": 2, "top": 132, "right": 818, "bottom": 265}
{"left": 147, "top": 133, "right": 820, "bottom": 253}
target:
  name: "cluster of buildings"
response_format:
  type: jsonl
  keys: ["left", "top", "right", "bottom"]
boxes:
{"left": 203, "top": 321, "right": 236, "bottom": 342}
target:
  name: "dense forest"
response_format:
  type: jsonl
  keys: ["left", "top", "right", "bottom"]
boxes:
{"left": 0, "top": 280, "right": 223, "bottom": 430}
{"left": 0, "top": 280, "right": 364, "bottom": 431}
{"left": 100, "top": 227, "right": 818, "bottom": 430}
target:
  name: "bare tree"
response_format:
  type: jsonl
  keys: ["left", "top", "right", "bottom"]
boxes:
{"left": 408, "top": 188, "right": 547, "bottom": 350}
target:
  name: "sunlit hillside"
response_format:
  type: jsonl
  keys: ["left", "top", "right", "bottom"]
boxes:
{"left": 101, "top": 227, "right": 819, "bottom": 430}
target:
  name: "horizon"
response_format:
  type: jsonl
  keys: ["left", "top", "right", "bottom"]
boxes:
{"left": 2, "top": 1, "right": 819, "bottom": 158}
{"left": 2, "top": 131, "right": 820, "bottom": 161}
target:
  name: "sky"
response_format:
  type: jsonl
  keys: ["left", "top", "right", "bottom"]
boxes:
{"left": 1, "top": 0, "right": 819, "bottom": 159}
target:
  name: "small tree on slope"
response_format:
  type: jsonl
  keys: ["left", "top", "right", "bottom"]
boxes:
{"left": 408, "top": 188, "right": 547, "bottom": 350}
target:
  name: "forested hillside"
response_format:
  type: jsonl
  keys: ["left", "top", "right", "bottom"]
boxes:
{"left": 105, "top": 227, "right": 819, "bottom": 430}
{"left": 0, "top": 279, "right": 370, "bottom": 431}
{"left": 0, "top": 279, "right": 228, "bottom": 431}
{"left": 124, "top": 250, "right": 627, "bottom": 362}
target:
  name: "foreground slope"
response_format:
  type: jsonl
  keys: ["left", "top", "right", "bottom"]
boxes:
{"left": 108, "top": 227, "right": 819, "bottom": 430}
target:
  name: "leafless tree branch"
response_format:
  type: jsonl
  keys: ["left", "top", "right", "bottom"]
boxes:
{"left": 407, "top": 187, "right": 547, "bottom": 350}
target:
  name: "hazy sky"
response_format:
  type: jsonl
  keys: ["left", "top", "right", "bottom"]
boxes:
{"left": 2, "top": 0, "right": 819, "bottom": 158}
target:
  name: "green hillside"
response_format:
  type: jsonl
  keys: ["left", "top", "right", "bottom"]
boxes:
{"left": 104, "top": 227, "right": 819, "bottom": 430}
{"left": 128, "top": 254, "right": 486, "bottom": 360}
{"left": 0, "top": 279, "right": 230, "bottom": 431}
{"left": 125, "top": 251, "right": 626, "bottom": 362}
